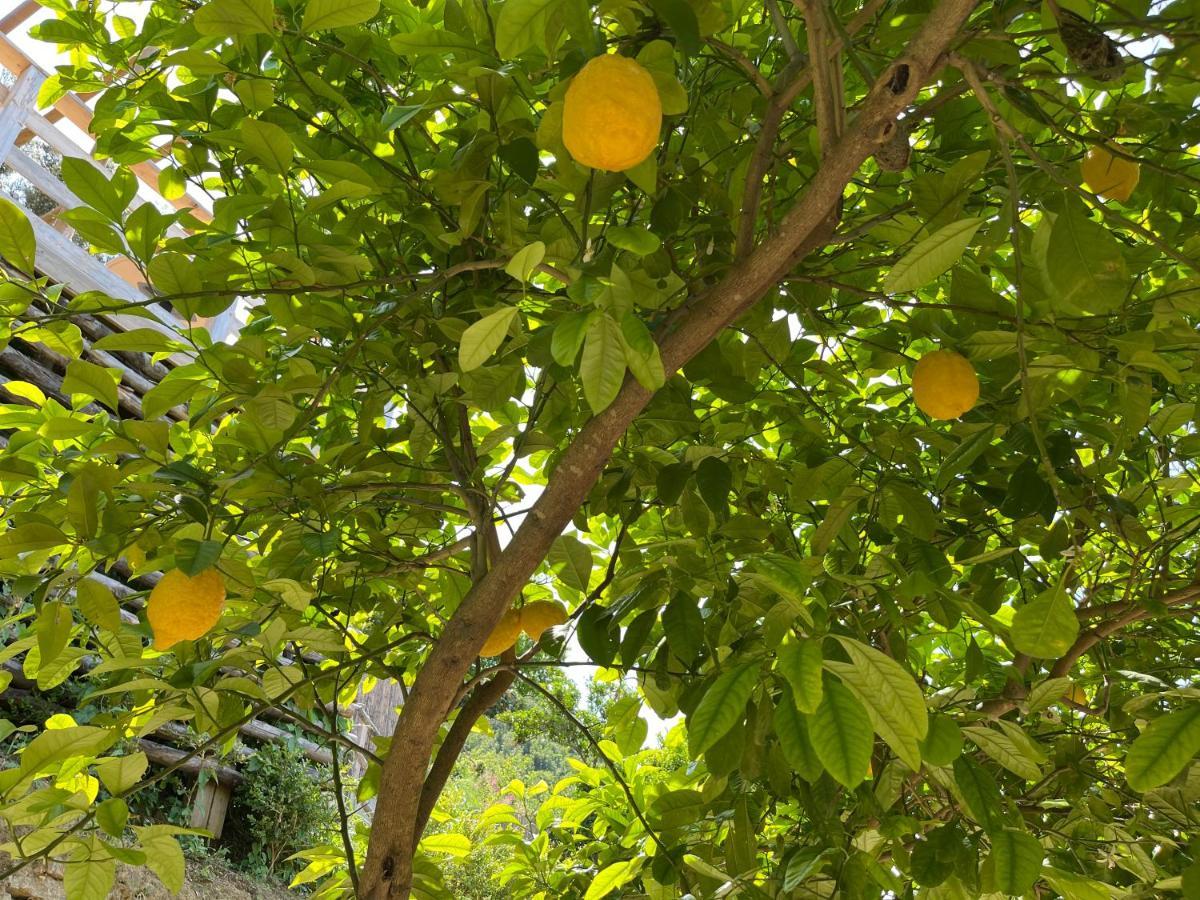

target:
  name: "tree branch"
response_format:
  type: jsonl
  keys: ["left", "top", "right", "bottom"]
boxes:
{"left": 736, "top": 0, "right": 890, "bottom": 258}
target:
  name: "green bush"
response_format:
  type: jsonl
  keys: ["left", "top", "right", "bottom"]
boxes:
{"left": 222, "top": 741, "right": 334, "bottom": 881}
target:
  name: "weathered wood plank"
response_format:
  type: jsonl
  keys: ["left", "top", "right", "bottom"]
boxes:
{"left": 190, "top": 778, "right": 234, "bottom": 839}
{"left": 0, "top": 66, "right": 45, "bottom": 172}
{"left": 0, "top": 2, "right": 41, "bottom": 34}
{"left": 138, "top": 738, "right": 244, "bottom": 785}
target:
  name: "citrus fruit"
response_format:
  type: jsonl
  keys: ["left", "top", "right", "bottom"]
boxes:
{"left": 519, "top": 600, "right": 568, "bottom": 641}
{"left": 562, "top": 54, "right": 662, "bottom": 172}
{"left": 147, "top": 567, "right": 226, "bottom": 650}
{"left": 1081, "top": 146, "right": 1139, "bottom": 202}
{"left": 911, "top": 350, "right": 979, "bottom": 420}
{"left": 479, "top": 608, "right": 523, "bottom": 657}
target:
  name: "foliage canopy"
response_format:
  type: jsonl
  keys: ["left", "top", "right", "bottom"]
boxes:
{"left": 0, "top": 0, "right": 1199, "bottom": 896}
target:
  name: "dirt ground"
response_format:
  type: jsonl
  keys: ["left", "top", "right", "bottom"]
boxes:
{"left": 0, "top": 856, "right": 296, "bottom": 899}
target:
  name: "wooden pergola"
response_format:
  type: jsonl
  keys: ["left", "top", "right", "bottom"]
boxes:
{"left": 0, "top": 0, "right": 240, "bottom": 343}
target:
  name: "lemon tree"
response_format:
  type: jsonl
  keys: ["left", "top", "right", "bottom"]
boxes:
{"left": 1, "top": 0, "right": 1199, "bottom": 897}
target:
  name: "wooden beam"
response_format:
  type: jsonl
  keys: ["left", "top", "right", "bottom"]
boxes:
{"left": 0, "top": 187, "right": 188, "bottom": 349}
{"left": 0, "top": 65, "right": 45, "bottom": 165}
{"left": 138, "top": 738, "right": 244, "bottom": 786}
{"left": 0, "top": 2, "right": 41, "bottom": 34}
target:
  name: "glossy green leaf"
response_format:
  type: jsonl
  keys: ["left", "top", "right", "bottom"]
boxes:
{"left": 580, "top": 314, "right": 626, "bottom": 413}
{"left": 301, "top": 0, "right": 379, "bottom": 31}
{"left": 1125, "top": 705, "right": 1200, "bottom": 791}
{"left": 688, "top": 662, "right": 760, "bottom": 757}
{"left": 809, "top": 679, "right": 873, "bottom": 789}
{"left": 1011, "top": 585, "right": 1079, "bottom": 659}
{"left": 882, "top": 218, "right": 984, "bottom": 293}
{"left": 460, "top": 307, "right": 519, "bottom": 371}
{"left": 828, "top": 636, "right": 928, "bottom": 770}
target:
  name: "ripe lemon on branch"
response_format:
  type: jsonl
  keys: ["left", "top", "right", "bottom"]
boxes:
{"left": 911, "top": 350, "right": 979, "bottom": 420}
{"left": 479, "top": 608, "right": 523, "bottom": 657}
{"left": 1081, "top": 145, "right": 1139, "bottom": 202}
{"left": 147, "top": 568, "right": 226, "bottom": 650}
{"left": 562, "top": 54, "right": 662, "bottom": 172}
{"left": 519, "top": 600, "right": 567, "bottom": 641}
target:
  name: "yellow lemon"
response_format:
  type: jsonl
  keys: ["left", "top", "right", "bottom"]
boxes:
{"left": 1080, "top": 146, "right": 1139, "bottom": 202}
{"left": 479, "top": 608, "right": 523, "bottom": 657}
{"left": 562, "top": 54, "right": 662, "bottom": 172}
{"left": 519, "top": 601, "right": 568, "bottom": 641}
{"left": 911, "top": 350, "right": 979, "bottom": 420}
{"left": 147, "top": 568, "right": 226, "bottom": 650}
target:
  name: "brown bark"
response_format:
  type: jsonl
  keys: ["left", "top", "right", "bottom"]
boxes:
{"left": 982, "top": 581, "right": 1200, "bottom": 718}
{"left": 358, "top": 0, "right": 981, "bottom": 893}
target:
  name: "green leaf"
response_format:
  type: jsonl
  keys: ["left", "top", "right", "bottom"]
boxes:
{"left": 97, "top": 797, "right": 129, "bottom": 837}
{"left": 505, "top": 241, "right": 546, "bottom": 283}
{"left": 962, "top": 725, "right": 1044, "bottom": 781}
{"left": 619, "top": 314, "right": 665, "bottom": 391}
{"left": 607, "top": 226, "right": 661, "bottom": 256}
{"left": 828, "top": 636, "right": 928, "bottom": 770}
{"left": 73, "top": 578, "right": 121, "bottom": 633}
{"left": 1010, "top": 585, "right": 1079, "bottom": 658}
{"left": 61, "top": 359, "right": 121, "bottom": 412}
{"left": 952, "top": 755, "right": 1005, "bottom": 830}
{"left": 301, "top": 0, "right": 378, "bottom": 31}
{"left": 1026, "top": 676, "right": 1072, "bottom": 713}
{"left": 95, "top": 752, "right": 149, "bottom": 795}
{"left": 36, "top": 601, "right": 73, "bottom": 671}
{"left": 137, "top": 832, "right": 185, "bottom": 894}
{"left": 0, "top": 197, "right": 36, "bottom": 273}
{"left": 61, "top": 159, "right": 135, "bottom": 221}
{"left": 1125, "top": 705, "right": 1200, "bottom": 791}
{"left": 585, "top": 860, "right": 638, "bottom": 900}
{"left": 649, "top": 789, "right": 706, "bottom": 829}
{"left": 688, "top": 662, "right": 760, "bottom": 756}
{"left": 882, "top": 218, "right": 984, "bottom": 293}
{"left": 809, "top": 679, "right": 873, "bottom": 789}
{"left": 93, "top": 328, "right": 185, "bottom": 354}
{"left": 495, "top": 0, "right": 563, "bottom": 59}
{"left": 773, "top": 691, "right": 824, "bottom": 781}
{"left": 663, "top": 594, "right": 704, "bottom": 663}
{"left": 988, "top": 828, "right": 1043, "bottom": 895}
{"left": 644, "top": 0, "right": 700, "bottom": 55}
{"left": 1042, "top": 868, "right": 1115, "bottom": 900}
{"left": 777, "top": 639, "right": 824, "bottom": 714}
{"left": 811, "top": 485, "right": 866, "bottom": 556}
{"left": 419, "top": 832, "right": 472, "bottom": 857}
{"left": 390, "top": 28, "right": 480, "bottom": 56}
{"left": 551, "top": 310, "right": 594, "bottom": 366}
{"left": 18, "top": 726, "right": 117, "bottom": 777}
{"left": 1047, "top": 203, "right": 1130, "bottom": 313}
{"left": 0, "top": 523, "right": 68, "bottom": 556}
{"left": 580, "top": 315, "right": 626, "bottom": 413}
{"left": 459, "top": 307, "right": 519, "bottom": 371}
{"left": 64, "top": 854, "right": 117, "bottom": 900}
{"left": 241, "top": 119, "right": 295, "bottom": 174}
{"left": 193, "top": 0, "right": 276, "bottom": 35}
{"left": 548, "top": 534, "right": 593, "bottom": 593}
{"left": 147, "top": 252, "right": 202, "bottom": 296}
{"left": 920, "top": 715, "right": 963, "bottom": 767}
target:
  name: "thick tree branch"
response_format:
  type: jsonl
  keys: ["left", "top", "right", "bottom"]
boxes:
{"left": 359, "top": 0, "right": 981, "bottom": 893}
{"left": 982, "top": 581, "right": 1200, "bottom": 717}
{"left": 736, "top": 0, "right": 890, "bottom": 258}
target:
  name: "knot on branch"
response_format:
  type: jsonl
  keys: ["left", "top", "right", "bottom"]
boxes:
{"left": 887, "top": 63, "right": 911, "bottom": 94}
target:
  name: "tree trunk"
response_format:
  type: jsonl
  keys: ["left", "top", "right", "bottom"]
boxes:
{"left": 358, "top": 1, "right": 981, "bottom": 892}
